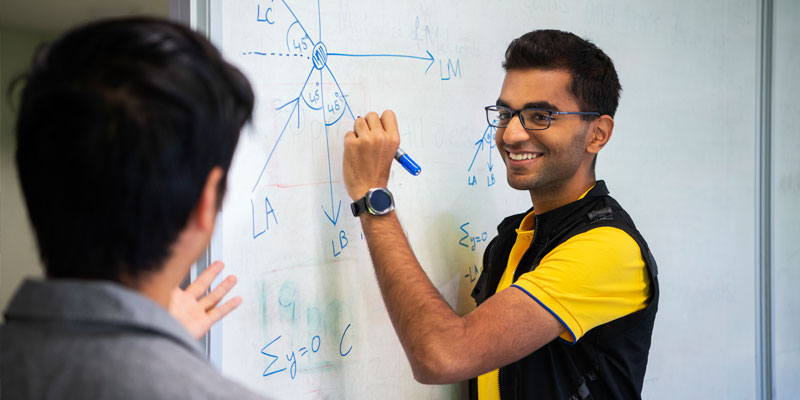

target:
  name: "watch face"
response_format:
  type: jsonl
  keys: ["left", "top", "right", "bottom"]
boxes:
{"left": 368, "top": 189, "right": 392, "bottom": 212}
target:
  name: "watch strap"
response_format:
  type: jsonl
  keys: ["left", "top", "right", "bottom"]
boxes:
{"left": 351, "top": 197, "right": 368, "bottom": 216}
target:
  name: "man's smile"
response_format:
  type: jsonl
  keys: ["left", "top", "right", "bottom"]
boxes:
{"left": 506, "top": 150, "right": 545, "bottom": 162}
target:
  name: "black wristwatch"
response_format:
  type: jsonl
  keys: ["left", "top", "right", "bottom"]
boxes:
{"left": 351, "top": 188, "right": 395, "bottom": 216}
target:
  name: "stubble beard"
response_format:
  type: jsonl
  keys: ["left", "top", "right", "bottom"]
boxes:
{"left": 505, "top": 124, "right": 589, "bottom": 195}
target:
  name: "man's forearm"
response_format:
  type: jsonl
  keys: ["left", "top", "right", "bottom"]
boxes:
{"left": 359, "top": 212, "right": 465, "bottom": 383}
{"left": 341, "top": 111, "right": 565, "bottom": 385}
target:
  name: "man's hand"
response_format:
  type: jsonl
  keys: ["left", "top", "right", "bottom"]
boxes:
{"left": 343, "top": 111, "right": 400, "bottom": 201}
{"left": 169, "top": 261, "right": 242, "bottom": 339}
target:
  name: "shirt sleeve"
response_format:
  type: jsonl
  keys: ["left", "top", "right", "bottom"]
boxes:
{"left": 511, "top": 226, "right": 651, "bottom": 343}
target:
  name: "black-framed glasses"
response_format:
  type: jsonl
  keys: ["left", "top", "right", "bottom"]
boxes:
{"left": 485, "top": 105, "right": 600, "bottom": 130}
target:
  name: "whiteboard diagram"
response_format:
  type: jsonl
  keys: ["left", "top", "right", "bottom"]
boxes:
{"left": 467, "top": 123, "right": 497, "bottom": 188}
{"left": 245, "top": 0, "right": 437, "bottom": 242}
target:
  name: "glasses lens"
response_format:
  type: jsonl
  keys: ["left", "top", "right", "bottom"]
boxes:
{"left": 487, "top": 106, "right": 511, "bottom": 127}
{"left": 520, "top": 109, "right": 550, "bottom": 129}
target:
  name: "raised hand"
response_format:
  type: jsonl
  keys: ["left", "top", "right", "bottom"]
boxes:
{"left": 169, "top": 261, "right": 242, "bottom": 339}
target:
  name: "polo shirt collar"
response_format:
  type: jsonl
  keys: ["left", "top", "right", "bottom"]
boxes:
{"left": 532, "top": 180, "right": 610, "bottom": 236}
{"left": 497, "top": 180, "right": 610, "bottom": 236}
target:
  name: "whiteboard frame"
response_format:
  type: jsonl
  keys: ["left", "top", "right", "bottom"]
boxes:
{"left": 168, "top": 0, "right": 224, "bottom": 370}
{"left": 168, "top": 0, "right": 786, "bottom": 396}
{"left": 755, "top": 0, "right": 774, "bottom": 398}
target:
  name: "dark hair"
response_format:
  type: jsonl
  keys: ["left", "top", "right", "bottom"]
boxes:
{"left": 503, "top": 29, "right": 621, "bottom": 118}
{"left": 15, "top": 17, "right": 254, "bottom": 281}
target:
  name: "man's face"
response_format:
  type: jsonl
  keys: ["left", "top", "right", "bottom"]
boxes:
{"left": 495, "top": 68, "right": 592, "bottom": 193}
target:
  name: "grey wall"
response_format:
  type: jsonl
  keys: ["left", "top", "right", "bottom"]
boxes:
{"left": 772, "top": 0, "right": 800, "bottom": 397}
{"left": 0, "top": 27, "right": 49, "bottom": 314}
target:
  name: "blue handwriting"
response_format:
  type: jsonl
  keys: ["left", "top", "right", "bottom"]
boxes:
{"left": 459, "top": 222, "right": 488, "bottom": 251}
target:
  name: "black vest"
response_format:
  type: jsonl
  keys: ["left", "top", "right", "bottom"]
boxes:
{"left": 469, "top": 181, "right": 659, "bottom": 400}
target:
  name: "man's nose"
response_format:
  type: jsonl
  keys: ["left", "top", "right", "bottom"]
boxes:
{"left": 501, "top": 115, "right": 530, "bottom": 145}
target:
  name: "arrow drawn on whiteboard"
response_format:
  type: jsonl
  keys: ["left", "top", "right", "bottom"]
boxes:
{"left": 327, "top": 50, "right": 436, "bottom": 74}
{"left": 468, "top": 136, "right": 484, "bottom": 173}
{"left": 252, "top": 97, "right": 301, "bottom": 193}
{"left": 320, "top": 68, "right": 342, "bottom": 226}
{"left": 487, "top": 130, "right": 495, "bottom": 172}
{"left": 468, "top": 124, "right": 496, "bottom": 173}
{"left": 280, "top": 0, "right": 314, "bottom": 43}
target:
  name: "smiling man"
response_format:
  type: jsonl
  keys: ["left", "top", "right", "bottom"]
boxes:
{"left": 341, "top": 30, "right": 659, "bottom": 399}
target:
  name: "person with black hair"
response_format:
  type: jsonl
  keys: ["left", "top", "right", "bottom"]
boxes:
{"left": 1, "top": 17, "right": 266, "bottom": 399}
{"left": 341, "top": 30, "right": 659, "bottom": 399}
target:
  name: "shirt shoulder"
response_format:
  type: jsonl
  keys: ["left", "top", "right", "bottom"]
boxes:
{"left": 512, "top": 226, "right": 650, "bottom": 342}
{"left": 107, "top": 335, "right": 266, "bottom": 399}
{"left": 1, "top": 322, "right": 266, "bottom": 400}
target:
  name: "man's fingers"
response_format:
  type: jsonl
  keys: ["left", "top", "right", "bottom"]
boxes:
{"left": 353, "top": 117, "right": 368, "bottom": 137}
{"left": 381, "top": 110, "right": 401, "bottom": 150}
{"left": 364, "top": 111, "right": 382, "bottom": 132}
{"left": 380, "top": 110, "right": 398, "bottom": 136}
{"left": 186, "top": 260, "right": 224, "bottom": 299}
{"left": 199, "top": 274, "right": 237, "bottom": 310}
{"left": 206, "top": 296, "right": 243, "bottom": 325}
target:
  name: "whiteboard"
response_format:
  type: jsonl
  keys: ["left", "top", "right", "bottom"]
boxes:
{"left": 208, "top": 0, "right": 763, "bottom": 398}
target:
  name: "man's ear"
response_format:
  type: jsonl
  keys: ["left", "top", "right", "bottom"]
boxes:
{"left": 586, "top": 115, "right": 614, "bottom": 155}
{"left": 192, "top": 166, "right": 224, "bottom": 233}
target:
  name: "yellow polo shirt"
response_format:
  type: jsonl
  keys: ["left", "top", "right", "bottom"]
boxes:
{"left": 477, "top": 191, "right": 650, "bottom": 400}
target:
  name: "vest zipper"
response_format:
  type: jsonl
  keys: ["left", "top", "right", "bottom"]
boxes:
{"left": 531, "top": 214, "right": 540, "bottom": 245}
{"left": 498, "top": 368, "right": 504, "bottom": 400}
{"left": 498, "top": 380, "right": 503, "bottom": 400}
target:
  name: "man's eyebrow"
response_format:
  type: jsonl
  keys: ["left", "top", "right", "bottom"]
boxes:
{"left": 495, "top": 99, "right": 561, "bottom": 111}
{"left": 523, "top": 101, "right": 561, "bottom": 111}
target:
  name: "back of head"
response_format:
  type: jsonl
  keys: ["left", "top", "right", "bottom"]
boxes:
{"left": 15, "top": 17, "right": 254, "bottom": 281}
{"left": 503, "top": 29, "right": 621, "bottom": 118}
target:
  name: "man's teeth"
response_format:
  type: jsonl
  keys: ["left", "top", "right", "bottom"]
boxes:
{"left": 508, "top": 153, "right": 541, "bottom": 161}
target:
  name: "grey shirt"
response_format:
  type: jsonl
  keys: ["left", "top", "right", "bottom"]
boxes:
{"left": 0, "top": 279, "right": 265, "bottom": 400}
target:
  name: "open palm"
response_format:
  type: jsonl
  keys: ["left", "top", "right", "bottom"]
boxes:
{"left": 169, "top": 261, "right": 242, "bottom": 339}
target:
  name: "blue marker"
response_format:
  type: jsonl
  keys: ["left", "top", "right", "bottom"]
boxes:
{"left": 395, "top": 148, "right": 421, "bottom": 176}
